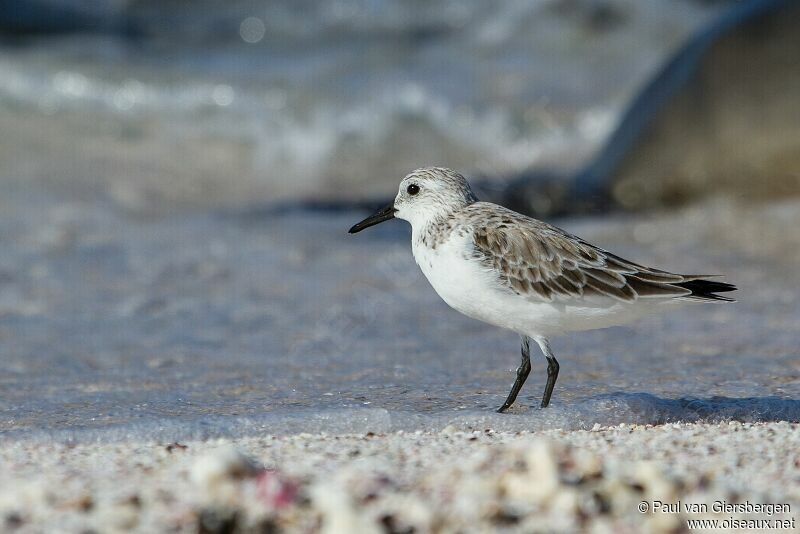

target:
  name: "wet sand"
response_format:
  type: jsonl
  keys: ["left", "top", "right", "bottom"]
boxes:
{"left": 2, "top": 193, "right": 799, "bottom": 441}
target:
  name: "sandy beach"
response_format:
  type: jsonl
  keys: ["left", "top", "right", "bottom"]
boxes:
{"left": 1, "top": 422, "right": 797, "bottom": 532}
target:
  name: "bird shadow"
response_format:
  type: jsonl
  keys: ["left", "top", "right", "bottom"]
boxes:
{"left": 582, "top": 392, "right": 800, "bottom": 425}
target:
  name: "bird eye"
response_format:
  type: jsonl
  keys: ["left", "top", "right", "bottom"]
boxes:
{"left": 407, "top": 184, "right": 420, "bottom": 196}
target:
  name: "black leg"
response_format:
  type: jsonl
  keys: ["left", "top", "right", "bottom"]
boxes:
{"left": 540, "top": 355, "right": 559, "bottom": 408}
{"left": 534, "top": 337, "right": 559, "bottom": 408}
{"left": 497, "top": 336, "right": 532, "bottom": 413}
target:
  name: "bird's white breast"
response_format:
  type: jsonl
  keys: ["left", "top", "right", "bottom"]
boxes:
{"left": 411, "top": 228, "right": 554, "bottom": 335}
{"left": 412, "top": 229, "right": 499, "bottom": 320}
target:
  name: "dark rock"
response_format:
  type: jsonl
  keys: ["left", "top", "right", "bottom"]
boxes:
{"left": 505, "top": 0, "right": 800, "bottom": 215}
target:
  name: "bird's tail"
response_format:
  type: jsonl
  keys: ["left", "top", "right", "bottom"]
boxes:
{"left": 675, "top": 277, "right": 737, "bottom": 302}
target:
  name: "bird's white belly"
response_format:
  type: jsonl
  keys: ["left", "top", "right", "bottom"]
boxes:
{"left": 412, "top": 235, "right": 662, "bottom": 337}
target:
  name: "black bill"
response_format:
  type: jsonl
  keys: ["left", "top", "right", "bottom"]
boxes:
{"left": 348, "top": 202, "right": 396, "bottom": 233}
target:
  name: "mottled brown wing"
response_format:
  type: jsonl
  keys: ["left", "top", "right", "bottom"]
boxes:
{"left": 470, "top": 213, "right": 693, "bottom": 303}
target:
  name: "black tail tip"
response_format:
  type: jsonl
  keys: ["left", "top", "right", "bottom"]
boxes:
{"left": 678, "top": 279, "right": 737, "bottom": 302}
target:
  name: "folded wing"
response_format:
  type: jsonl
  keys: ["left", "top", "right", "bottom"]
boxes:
{"left": 467, "top": 205, "right": 736, "bottom": 303}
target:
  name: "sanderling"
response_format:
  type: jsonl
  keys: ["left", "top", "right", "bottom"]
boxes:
{"left": 349, "top": 167, "right": 736, "bottom": 412}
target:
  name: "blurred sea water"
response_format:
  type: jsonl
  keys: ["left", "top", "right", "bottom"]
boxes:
{"left": 0, "top": 0, "right": 726, "bottom": 211}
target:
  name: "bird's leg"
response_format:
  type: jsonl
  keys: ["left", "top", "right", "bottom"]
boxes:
{"left": 535, "top": 336, "right": 559, "bottom": 408}
{"left": 497, "top": 336, "right": 532, "bottom": 413}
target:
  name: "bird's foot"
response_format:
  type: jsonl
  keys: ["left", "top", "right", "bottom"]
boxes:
{"left": 496, "top": 404, "right": 511, "bottom": 413}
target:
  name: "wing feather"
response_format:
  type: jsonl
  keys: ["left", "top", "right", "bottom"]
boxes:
{"left": 465, "top": 203, "right": 713, "bottom": 303}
